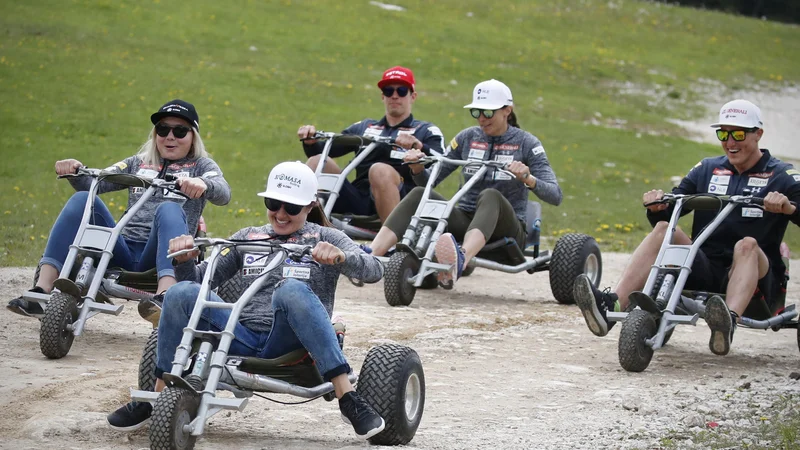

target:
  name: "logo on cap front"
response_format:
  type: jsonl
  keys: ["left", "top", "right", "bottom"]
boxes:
{"left": 275, "top": 173, "right": 302, "bottom": 188}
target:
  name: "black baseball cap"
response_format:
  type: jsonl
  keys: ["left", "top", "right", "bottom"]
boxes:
{"left": 150, "top": 99, "right": 200, "bottom": 130}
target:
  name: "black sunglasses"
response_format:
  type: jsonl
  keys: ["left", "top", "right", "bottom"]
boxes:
{"left": 264, "top": 198, "right": 307, "bottom": 216}
{"left": 155, "top": 123, "right": 192, "bottom": 139}
{"left": 469, "top": 108, "right": 503, "bottom": 119}
{"left": 381, "top": 86, "right": 411, "bottom": 98}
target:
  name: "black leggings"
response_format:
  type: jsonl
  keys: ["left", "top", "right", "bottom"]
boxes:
{"left": 384, "top": 187, "right": 526, "bottom": 246}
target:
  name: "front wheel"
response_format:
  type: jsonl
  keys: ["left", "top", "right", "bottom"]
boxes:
{"left": 358, "top": 344, "right": 425, "bottom": 446}
{"left": 618, "top": 309, "right": 657, "bottom": 372}
{"left": 40, "top": 292, "right": 78, "bottom": 359}
{"left": 549, "top": 233, "right": 602, "bottom": 304}
{"left": 150, "top": 386, "right": 200, "bottom": 450}
{"left": 384, "top": 252, "right": 418, "bottom": 307}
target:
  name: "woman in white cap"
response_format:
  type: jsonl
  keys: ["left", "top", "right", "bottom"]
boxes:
{"left": 7, "top": 99, "right": 231, "bottom": 320}
{"left": 369, "top": 79, "right": 563, "bottom": 286}
{"left": 106, "top": 161, "right": 387, "bottom": 440}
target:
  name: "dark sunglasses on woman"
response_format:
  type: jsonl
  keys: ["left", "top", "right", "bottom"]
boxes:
{"left": 469, "top": 108, "right": 503, "bottom": 119}
{"left": 381, "top": 86, "right": 411, "bottom": 98}
{"left": 155, "top": 123, "right": 192, "bottom": 139}
{"left": 264, "top": 198, "right": 307, "bottom": 216}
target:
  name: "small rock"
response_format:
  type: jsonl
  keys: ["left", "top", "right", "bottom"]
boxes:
{"left": 740, "top": 374, "right": 748, "bottom": 379}
{"left": 682, "top": 413, "right": 705, "bottom": 428}
{"left": 450, "top": 366, "right": 457, "bottom": 371}
{"left": 622, "top": 402, "right": 639, "bottom": 412}
{"left": 790, "top": 372, "right": 800, "bottom": 380}
{"left": 739, "top": 382, "right": 752, "bottom": 389}
{"left": 713, "top": 372, "right": 723, "bottom": 379}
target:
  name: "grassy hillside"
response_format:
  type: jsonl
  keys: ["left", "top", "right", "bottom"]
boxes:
{"left": 1, "top": 0, "right": 799, "bottom": 265}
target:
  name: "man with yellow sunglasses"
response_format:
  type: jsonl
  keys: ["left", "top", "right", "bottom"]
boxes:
{"left": 573, "top": 99, "right": 800, "bottom": 356}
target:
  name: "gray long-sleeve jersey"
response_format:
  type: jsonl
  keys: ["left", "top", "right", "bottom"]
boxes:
{"left": 412, "top": 126, "right": 562, "bottom": 221}
{"left": 67, "top": 156, "right": 231, "bottom": 242}
{"left": 174, "top": 222, "right": 384, "bottom": 333}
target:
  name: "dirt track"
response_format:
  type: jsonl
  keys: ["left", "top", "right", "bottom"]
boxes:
{"left": 0, "top": 254, "right": 798, "bottom": 449}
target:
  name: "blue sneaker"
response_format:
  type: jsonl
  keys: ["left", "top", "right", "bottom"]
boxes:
{"left": 434, "top": 233, "right": 465, "bottom": 287}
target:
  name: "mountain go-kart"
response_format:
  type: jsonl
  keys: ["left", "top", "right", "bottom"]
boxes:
{"left": 307, "top": 131, "right": 407, "bottom": 240}
{"left": 131, "top": 238, "right": 425, "bottom": 449}
{"left": 382, "top": 152, "right": 602, "bottom": 307}
{"left": 606, "top": 193, "right": 800, "bottom": 372}
{"left": 19, "top": 166, "right": 195, "bottom": 359}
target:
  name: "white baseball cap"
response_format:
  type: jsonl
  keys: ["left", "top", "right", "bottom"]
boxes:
{"left": 710, "top": 99, "right": 763, "bottom": 129}
{"left": 463, "top": 79, "right": 514, "bottom": 110}
{"left": 257, "top": 161, "right": 318, "bottom": 205}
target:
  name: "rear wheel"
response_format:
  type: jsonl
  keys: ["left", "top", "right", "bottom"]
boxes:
{"left": 549, "top": 233, "right": 602, "bottom": 304}
{"left": 40, "top": 292, "right": 78, "bottom": 359}
{"left": 138, "top": 329, "right": 159, "bottom": 392}
{"left": 150, "top": 386, "right": 200, "bottom": 450}
{"left": 384, "top": 252, "right": 418, "bottom": 307}
{"left": 358, "top": 344, "right": 425, "bottom": 446}
{"left": 619, "top": 309, "right": 657, "bottom": 372}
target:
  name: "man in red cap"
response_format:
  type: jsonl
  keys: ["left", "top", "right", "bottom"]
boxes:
{"left": 298, "top": 66, "right": 445, "bottom": 222}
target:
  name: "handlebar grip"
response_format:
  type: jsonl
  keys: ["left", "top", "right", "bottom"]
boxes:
{"left": 167, "top": 247, "right": 199, "bottom": 259}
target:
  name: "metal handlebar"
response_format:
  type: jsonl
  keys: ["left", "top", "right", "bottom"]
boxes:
{"left": 402, "top": 154, "right": 519, "bottom": 180}
{"left": 167, "top": 238, "right": 315, "bottom": 261}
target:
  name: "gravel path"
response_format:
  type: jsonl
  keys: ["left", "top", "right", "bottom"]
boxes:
{"left": 0, "top": 254, "right": 797, "bottom": 449}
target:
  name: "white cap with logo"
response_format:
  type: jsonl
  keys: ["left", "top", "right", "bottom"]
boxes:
{"left": 463, "top": 79, "right": 514, "bottom": 110}
{"left": 257, "top": 161, "right": 318, "bottom": 205}
{"left": 710, "top": 99, "right": 763, "bottom": 129}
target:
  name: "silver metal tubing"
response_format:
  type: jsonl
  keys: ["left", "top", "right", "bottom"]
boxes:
{"left": 221, "top": 367, "right": 358, "bottom": 398}
{"left": 740, "top": 308, "right": 798, "bottom": 329}
{"left": 470, "top": 255, "right": 551, "bottom": 273}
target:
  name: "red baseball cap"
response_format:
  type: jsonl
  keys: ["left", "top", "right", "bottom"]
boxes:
{"left": 377, "top": 66, "right": 415, "bottom": 91}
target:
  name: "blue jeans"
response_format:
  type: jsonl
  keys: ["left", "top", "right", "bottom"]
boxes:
{"left": 40, "top": 192, "right": 188, "bottom": 279}
{"left": 155, "top": 280, "right": 350, "bottom": 382}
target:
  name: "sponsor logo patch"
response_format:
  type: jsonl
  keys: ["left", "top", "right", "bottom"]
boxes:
{"left": 468, "top": 149, "right": 486, "bottom": 160}
{"left": 711, "top": 175, "right": 730, "bottom": 185}
{"left": 741, "top": 207, "right": 763, "bottom": 218}
{"left": 747, "top": 177, "right": 768, "bottom": 187}
{"left": 495, "top": 144, "right": 519, "bottom": 151}
{"left": 469, "top": 141, "right": 488, "bottom": 150}
{"left": 282, "top": 266, "right": 311, "bottom": 279}
{"left": 449, "top": 137, "right": 458, "bottom": 149}
{"left": 708, "top": 183, "right": 728, "bottom": 194}
{"left": 713, "top": 168, "right": 733, "bottom": 176}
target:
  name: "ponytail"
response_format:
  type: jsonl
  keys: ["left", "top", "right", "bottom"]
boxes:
{"left": 507, "top": 110, "right": 520, "bottom": 128}
{"left": 307, "top": 202, "right": 333, "bottom": 227}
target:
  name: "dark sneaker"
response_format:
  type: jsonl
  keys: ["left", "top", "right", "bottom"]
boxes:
{"left": 137, "top": 293, "right": 164, "bottom": 328}
{"left": 705, "top": 295, "right": 736, "bottom": 356}
{"left": 7, "top": 287, "right": 46, "bottom": 317}
{"left": 434, "top": 233, "right": 465, "bottom": 288}
{"left": 573, "top": 274, "right": 618, "bottom": 337}
{"left": 339, "top": 391, "right": 385, "bottom": 440}
{"left": 107, "top": 400, "right": 152, "bottom": 431}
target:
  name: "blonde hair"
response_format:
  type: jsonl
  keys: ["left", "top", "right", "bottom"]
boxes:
{"left": 136, "top": 126, "right": 209, "bottom": 166}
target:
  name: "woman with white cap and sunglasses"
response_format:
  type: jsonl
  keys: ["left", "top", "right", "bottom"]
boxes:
{"left": 369, "top": 79, "right": 563, "bottom": 286}
{"left": 107, "top": 161, "right": 387, "bottom": 439}
{"left": 7, "top": 99, "right": 230, "bottom": 320}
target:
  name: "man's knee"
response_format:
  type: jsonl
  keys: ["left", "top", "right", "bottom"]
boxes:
{"left": 306, "top": 155, "right": 323, "bottom": 171}
{"left": 368, "top": 163, "right": 401, "bottom": 188}
{"left": 733, "top": 237, "right": 759, "bottom": 256}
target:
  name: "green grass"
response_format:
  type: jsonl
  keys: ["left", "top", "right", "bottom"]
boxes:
{"left": 1, "top": 0, "right": 799, "bottom": 265}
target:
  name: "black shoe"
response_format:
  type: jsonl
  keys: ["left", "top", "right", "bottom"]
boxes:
{"left": 339, "top": 391, "right": 385, "bottom": 440}
{"left": 7, "top": 287, "right": 46, "bottom": 317}
{"left": 138, "top": 294, "right": 164, "bottom": 327}
{"left": 573, "top": 274, "right": 618, "bottom": 337}
{"left": 705, "top": 295, "right": 736, "bottom": 356}
{"left": 107, "top": 400, "right": 152, "bottom": 431}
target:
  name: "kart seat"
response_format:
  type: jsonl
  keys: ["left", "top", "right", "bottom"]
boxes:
{"left": 474, "top": 201, "right": 542, "bottom": 265}
{"left": 225, "top": 322, "right": 345, "bottom": 387}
